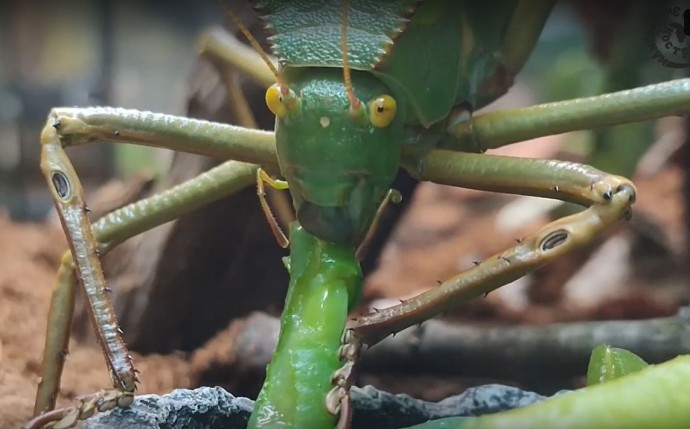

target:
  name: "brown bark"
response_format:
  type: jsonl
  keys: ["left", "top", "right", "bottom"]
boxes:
{"left": 211, "top": 308, "right": 690, "bottom": 390}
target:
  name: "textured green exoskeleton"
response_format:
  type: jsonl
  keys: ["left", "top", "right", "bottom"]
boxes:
{"left": 253, "top": 1, "right": 553, "bottom": 427}
{"left": 274, "top": 68, "right": 405, "bottom": 243}
{"left": 259, "top": 0, "right": 553, "bottom": 244}
{"left": 249, "top": 223, "right": 361, "bottom": 428}
{"left": 38, "top": 0, "right": 690, "bottom": 428}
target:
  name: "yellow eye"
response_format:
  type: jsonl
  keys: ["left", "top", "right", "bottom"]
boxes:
{"left": 265, "top": 84, "right": 287, "bottom": 118}
{"left": 368, "top": 95, "right": 397, "bottom": 128}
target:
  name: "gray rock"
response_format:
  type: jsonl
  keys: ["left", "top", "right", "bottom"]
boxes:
{"left": 82, "top": 384, "right": 561, "bottom": 429}
{"left": 81, "top": 387, "right": 253, "bottom": 429}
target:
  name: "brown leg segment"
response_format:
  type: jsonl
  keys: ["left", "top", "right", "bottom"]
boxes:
{"left": 26, "top": 122, "right": 137, "bottom": 429}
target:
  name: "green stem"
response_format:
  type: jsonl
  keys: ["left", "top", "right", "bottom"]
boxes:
{"left": 248, "top": 223, "right": 362, "bottom": 429}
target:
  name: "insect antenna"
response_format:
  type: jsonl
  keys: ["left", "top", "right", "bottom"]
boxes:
{"left": 218, "top": 0, "right": 289, "bottom": 94}
{"left": 341, "top": 0, "right": 361, "bottom": 111}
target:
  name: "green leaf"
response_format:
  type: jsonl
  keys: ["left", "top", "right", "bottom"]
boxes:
{"left": 587, "top": 344, "right": 649, "bottom": 386}
{"left": 404, "top": 356, "right": 690, "bottom": 429}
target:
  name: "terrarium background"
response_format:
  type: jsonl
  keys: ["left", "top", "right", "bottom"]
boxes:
{"left": 1, "top": 1, "right": 689, "bottom": 428}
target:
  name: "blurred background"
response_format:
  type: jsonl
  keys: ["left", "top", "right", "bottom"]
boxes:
{"left": 2, "top": 1, "right": 690, "bottom": 427}
{"left": 0, "top": 0, "right": 218, "bottom": 220}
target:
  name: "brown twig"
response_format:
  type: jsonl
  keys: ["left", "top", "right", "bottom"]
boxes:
{"left": 225, "top": 308, "right": 690, "bottom": 388}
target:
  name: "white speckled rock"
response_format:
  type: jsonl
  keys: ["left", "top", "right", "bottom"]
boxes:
{"left": 82, "top": 384, "right": 560, "bottom": 429}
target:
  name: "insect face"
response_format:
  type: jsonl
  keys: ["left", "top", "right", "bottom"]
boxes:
{"left": 272, "top": 68, "right": 404, "bottom": 244}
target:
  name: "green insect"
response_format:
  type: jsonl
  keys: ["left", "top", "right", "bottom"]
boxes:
{"left": 25, "top": 1, "right": 690, "bottom": 428}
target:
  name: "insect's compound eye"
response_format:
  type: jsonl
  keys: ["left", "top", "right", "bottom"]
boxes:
{"left": 368, "top": 95, "right": 396, "bottom": 128}
{"left": 265, "top": 84, "right": 288, "bottom": 118}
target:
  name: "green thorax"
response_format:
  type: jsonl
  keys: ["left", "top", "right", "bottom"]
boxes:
{"left": 256, "top": 0, "right": 524, "bottom": 127}
{"left": 275, "top": 67, "right": 405, "bottom": 244}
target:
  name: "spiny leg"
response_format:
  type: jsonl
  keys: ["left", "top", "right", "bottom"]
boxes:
{"left": 351, "top": 150, "right": 635, "bottom": 345}
{"left": 29, "top": 12, "right": 278, "bottom": 427}
{"left": 28, "top": 159, "right": 258, "bottom": 429}
{"left": 31, "top": 109, "right": 268, "bottom": 426}
{"left": 30, "top": 125, "right": 137, "bottom": 428}
{"left": 32, "top": 159, "right": 256, "bottom": 414}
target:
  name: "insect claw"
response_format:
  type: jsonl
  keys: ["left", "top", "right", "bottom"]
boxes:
{"left": 514, "top": 237, "right": 523, "bottom": 243}
{"left": 499, "top": 256, "right": 511, "bottom": 264}
{"left": 472, "top": 261, "right": 480, "bottom": 266}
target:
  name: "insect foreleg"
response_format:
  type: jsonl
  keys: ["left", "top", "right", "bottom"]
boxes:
{"left": 28, "top": 159, "right": 257, "bottom": 429}
{"left": 31, "top": 105, "right": 265, "bottom": 429}
{"left": 29, "top": 160, "right": 257, "bottom": 428}
{"left": 28, "top": 125, "right": 138, "bottom": 429}
{"left": 351, "top": 151, "right": 635, "bottom": 345}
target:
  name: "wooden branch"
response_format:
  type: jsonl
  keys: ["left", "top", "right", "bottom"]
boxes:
{"left": 226, "top": 308, "right": 690, "bottom": 388}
